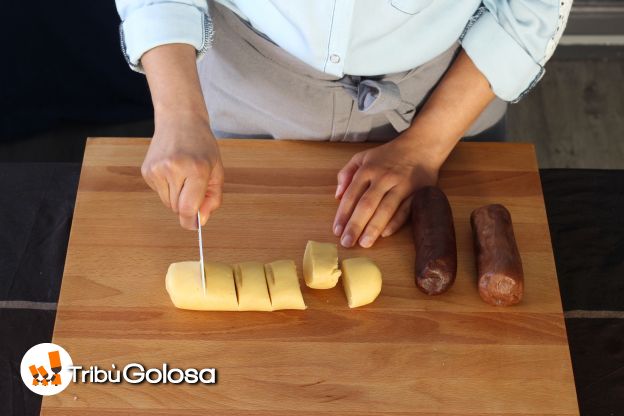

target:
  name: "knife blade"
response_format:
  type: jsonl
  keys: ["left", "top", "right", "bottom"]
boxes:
{"left": 197, "top": 212, "right": 207, "bottom": 296}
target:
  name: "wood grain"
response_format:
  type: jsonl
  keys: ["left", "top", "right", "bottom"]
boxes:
{"left": 42, "top": 138, "right": 578, "bottom": 415}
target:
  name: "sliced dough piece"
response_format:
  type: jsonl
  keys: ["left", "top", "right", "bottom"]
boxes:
{"left": 234, "top": 262, "right": 273, "bottom": 311}
{"left": 264, "top": 260, "right": 307, "bottom": 310}
{"left": 166, "top": 261, "right": 238, "bottom": 311}
{"left": 303, "top": 241, "right": 342, "bottom": 289}
{"left": 341, "top": 257, "right": 382, "bottom": 308}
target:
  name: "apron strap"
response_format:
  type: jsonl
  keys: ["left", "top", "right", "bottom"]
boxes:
{"left": 341, "top": 77, "right": 416, "bottom": 132}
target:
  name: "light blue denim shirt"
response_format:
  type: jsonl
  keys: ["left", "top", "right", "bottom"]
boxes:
{"left": 115, "top": 0, "right": 572, "bottom": 102}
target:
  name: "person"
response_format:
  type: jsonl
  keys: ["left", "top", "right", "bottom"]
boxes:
{"left": 115, "top": 0, "right": 571, "bottom": 248}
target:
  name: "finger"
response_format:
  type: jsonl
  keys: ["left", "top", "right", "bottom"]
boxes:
{"left": 142, "top": 165, "right": 172, "bottom": 209}
{"left": 340, "top": 184, "right": 389, "bottom": 248}
{"left": 335, "top": 154, "right": 362, "bottom": 199}
{"left": 177, "top": 177, "right": 209, "bottom": 230}
{"left": 198, "top": 164, "right": 225, "bottom": 226}
{"left": 333, "top": 169, "right": 369, "bottom": 237}
{"left": 381, "top": 196, "right": 413, "bottom": 237}
{"left": 143, "top": 172, "right": 172, "bottom": 209}
{"left": 198, "top": 183, "right": 223, "bottom": 226}
{"left": 167, "top": 174, "right": 185, "bottom": 214}
{"left": 359, "top": 189, "right": 405, "bottom": 248}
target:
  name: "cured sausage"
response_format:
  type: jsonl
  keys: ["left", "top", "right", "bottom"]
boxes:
{"left": 470, "top": 204, "right": 524, "bottom": 306}
{"left": 411, "top": 186, "right": 457, "bottom": 295}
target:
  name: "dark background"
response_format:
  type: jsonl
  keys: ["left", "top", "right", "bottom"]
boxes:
{"left": 0, "top": 1, "right": 153, "bottom": 153}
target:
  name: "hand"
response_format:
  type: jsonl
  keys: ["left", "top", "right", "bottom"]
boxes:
{"left": 333, "top": 135, "right": 441, "bottom": 248}
{"left": 141, "top": 113, "right": 224, "bottom": 230}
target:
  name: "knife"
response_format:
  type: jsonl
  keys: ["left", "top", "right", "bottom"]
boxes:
{"left": 197, "top": 212, "right": 207, "bottom": 296}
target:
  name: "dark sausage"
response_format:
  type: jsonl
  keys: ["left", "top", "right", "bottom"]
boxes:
{"left": 470, "top": 204, "right": 524, "bottom": 306}
{"left": 411, "top": 186, "right": 457, "bottom": 295}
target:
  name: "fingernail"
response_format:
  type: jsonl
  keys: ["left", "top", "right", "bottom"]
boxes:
{"left": 359, "top": 235, "right": 374, "bottom": 248}
{"left": 341, "top": 234, "right": 354, "bottom": 248}
{"left": 381, "top": 228, "right": 391, "bottom": 238}
{"left": 333, "top": 224, "right": 343, "bottom": 236}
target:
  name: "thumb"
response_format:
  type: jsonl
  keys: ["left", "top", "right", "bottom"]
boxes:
{"left": 198, "top": 183, "right": 223, "bottom": 226}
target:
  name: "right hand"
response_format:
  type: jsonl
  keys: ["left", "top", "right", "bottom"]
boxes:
{"left": 141, "top": 113, "right": 224, "bottom": 230}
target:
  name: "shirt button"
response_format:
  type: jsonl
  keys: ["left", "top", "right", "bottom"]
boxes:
{"left": 329, "top": 54, "right": 341, "bottom": 64}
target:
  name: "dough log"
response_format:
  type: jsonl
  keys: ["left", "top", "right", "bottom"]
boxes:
{"left": 470, "top": 204, "right": 524, "bottom": 306}
{"left": 411, "top": 186, "right": 457, "bottom": 295}
{"left": 165, "top": 261, "right": 238, "bottom": 311}
{"left": 303, "top": 241, "right": 341, "bottom": 289}
{"left": 234, "top": 262, "right": 273, "bottom": 311}
{"left": 341, "top": 257, "right": 382, "bottom": 308}
{"left": 265, "top": 260, "right": 307, "bottom": 310}
{"left": 166, "top": 260, "right": 308, "bottom": 312}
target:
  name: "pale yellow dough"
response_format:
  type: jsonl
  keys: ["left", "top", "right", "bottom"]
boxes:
{"left": 341, "top": 257, "right": 382, "bottom": 308}
{"left": 265, "top": 260, "right": 307, "bottom": 310}
{"left": 234, "top": 262, "right": 273, "bottom": 311}
{"left": 165, "top": 261, "right": 238, "bottom": 311}
{"left": 303, "top": 241, "right": 342, "bottom": 289}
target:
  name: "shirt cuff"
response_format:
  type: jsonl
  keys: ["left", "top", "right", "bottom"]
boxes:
{"left": 119, "top": 2, "right": 213, "bottom": 73}
{"left": 460, "top": 9, "right": 545, "bottom": 103}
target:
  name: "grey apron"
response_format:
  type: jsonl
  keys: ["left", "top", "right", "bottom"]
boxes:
{"left": 198, "top": 1, "right": 507, "bottom": 142}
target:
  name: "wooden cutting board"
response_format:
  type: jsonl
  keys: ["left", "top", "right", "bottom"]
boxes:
{"left": 42, "top": 138, "right": 579, "bottom": 415}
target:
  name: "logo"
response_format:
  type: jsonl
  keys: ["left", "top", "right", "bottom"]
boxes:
{"left": 20, "top": 343, "right": 73, "bottom": 396}
{"left": 20, "top": 343, "right": 217, "bottom": 395}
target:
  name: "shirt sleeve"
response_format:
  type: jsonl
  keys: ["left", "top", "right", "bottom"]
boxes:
{"left": 460, "top": 0, "right": 572, "bottom": 103}
{"left": 115, "top": 0, "right": 214, "bottom": 73}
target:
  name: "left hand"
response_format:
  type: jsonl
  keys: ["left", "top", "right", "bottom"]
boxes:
{"left": 333, "top": 135, "right": 442, "bottom": 248}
